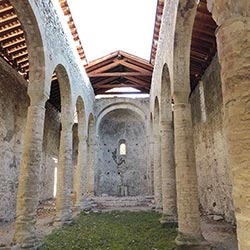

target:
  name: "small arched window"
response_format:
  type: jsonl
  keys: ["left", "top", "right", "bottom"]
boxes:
{"left": 119, "top": 139, "right": 126, "bottom": 155}
{"left": 120, "top": 143, "right": 126, "bottom": 155}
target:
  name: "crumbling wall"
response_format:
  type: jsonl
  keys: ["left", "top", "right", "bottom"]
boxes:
{"left": 190, "top": 55, "right": 235, "bottom": 222}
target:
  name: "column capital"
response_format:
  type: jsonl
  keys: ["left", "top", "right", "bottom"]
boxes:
{"left": 61, "top": 122, "right": 73, "bottom": 132}
{"left": 79, "top": 135, "right": 88, "bottom": 142}
{"left": 173, "top": 91, "right": 190, "bottom": 104}
{"left": 28, "top": 92, "right": 48, "bottom": 107}
{"left": 207, "top": 0, "right": 250, "bottom": 26}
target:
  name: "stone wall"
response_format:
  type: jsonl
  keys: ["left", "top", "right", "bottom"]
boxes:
{"left": 0, "top": 60, "right": 28, "bottom": 222}
{"left": 95, "top": 98, "right": 151, "bottom": 196}
{"left": 0, "top": 59, "right": 61, "bottom": 221}
{"left": 190, "top": 55, "right": 235, "bottom": 222}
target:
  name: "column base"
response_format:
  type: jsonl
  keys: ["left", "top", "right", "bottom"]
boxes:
{"left": 154, "top": 202, "right": 163, "bottom": 212}
{"left": 175, "top": 231, "right": 210, "bottom": 250}
{"left": 81, "top": 197, "right": 93, "bottom": 211}
{"left": 72, "top": 205, "right": 81, "bottom": 213}
{"left": 54, "top": 210, "right": 72, "bottom": 226}
{"left": 160, "top": 215, "right": 178, "bottom": 228}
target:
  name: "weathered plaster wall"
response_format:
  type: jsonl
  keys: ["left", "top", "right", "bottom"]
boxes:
{"left": 190, "top": 55, "right": 234, "bottom": 222}
{"left": 0, "top": 60, "right": 28, "bottom": 222}
{"left": 95, "top": 98, "right": 151, "bottom": 196}
{"left": 0, "top": 59, "right": 62, "bottom": 221}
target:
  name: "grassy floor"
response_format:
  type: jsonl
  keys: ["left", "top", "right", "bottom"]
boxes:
{"left": 40, "top": 211, "right": 177, "bottom": 250}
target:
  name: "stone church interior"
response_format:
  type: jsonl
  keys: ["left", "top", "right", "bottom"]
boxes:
{"left": 0, "top": 0, "right": 249, "bottom": 249}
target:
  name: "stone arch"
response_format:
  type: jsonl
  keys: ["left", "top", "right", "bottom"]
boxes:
{"left": 52, "top": 64, "right": 73, "bottom": 124}
{"left": 160, "top": 63, "right": 172, "bottom": 121}
{"left": 9, "top": 0, "right": 46, "bottom": 101}
{"left": 96, "top": 102, "right": 146, "bottom": 134}
{"left": 173, "top": 0, "right": 198, "bottom": 99}
{"left": 75, "top": 96, "right": 86, "bottom": 137}
{"left": 154, "top": 97, "right": 160, "bottom": 132}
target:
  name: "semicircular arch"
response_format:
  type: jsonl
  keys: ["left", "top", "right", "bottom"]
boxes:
{"left": 173, "top": 0, "right": 198, "bottom": 97}
{"left": 9, "top": 0, "right": 46, "bottom": 99}
{"left": 96, "top": 102, "right": 146, "bottom": 133}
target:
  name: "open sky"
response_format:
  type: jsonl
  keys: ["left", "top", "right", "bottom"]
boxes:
{"left": 67, "top": 0, "right": 158, "bottom": 63}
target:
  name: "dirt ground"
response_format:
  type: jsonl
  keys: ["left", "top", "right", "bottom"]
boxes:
{"left": 0, "top": 208, "right": 238, "bottom": 250}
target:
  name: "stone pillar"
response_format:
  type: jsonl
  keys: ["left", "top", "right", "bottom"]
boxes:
{"left": 74, "top": 136, "right": 87, "bottom": 210}
{"left": 146, "top": 134, "right": 153, "bottom": 195}
{"left": 217, "top": 18, "right": 250, "bottom": 250}
{"left": 160, "top": 119, "right": 177, "bottom": 225}
{"left": 86, "top": 136, "right": 95, "bottom": 195}
{"left": 206, "top": 4, "right": 250, "bottom": 247}
{"left": 55, "top": 123, "right": 73, "bottom": 224}
{"left": 13, "top": 95, "right": 47, "bottom": 249}
{"left": 174, "top": 94, "right": 207, "bottom": 248}
{"left": 149, "top": 137, "right": 154, "bottom": 195}
{"left": 153, "top": 126, "right": 162, "bottom": 209}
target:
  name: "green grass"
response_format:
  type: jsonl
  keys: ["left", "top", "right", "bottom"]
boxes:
{"left": 40, "top": 211, "right": 177, "bottom": 250}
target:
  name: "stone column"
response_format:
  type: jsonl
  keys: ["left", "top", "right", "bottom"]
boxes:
{"left": 160, "top": 119, "right": 177, "bottom": 225}
{"left": 86, "top": 136, "right": 95, "bottom": 196}
{"left": 149, "top": 137, "right": 154, "bottom": 195}
{"left": 55, "top": 123, "right": 73, "bottom": 224}
{"left": 153, "top": 126, "right": 162, "bottom": 209}
{"left": 146, "top": 134, "right": 153, "bottom": 195}
{"left": 13, "top": 95, "right": 47, "bottom": 249}
{"left": 207, "top": 3, "right": 250, "bottom": 247}
{"left": 174, "top": 94, "right": 207, "bottom": 248}
{"left": 74, "top": 136, "right": 87, "bottom": 210}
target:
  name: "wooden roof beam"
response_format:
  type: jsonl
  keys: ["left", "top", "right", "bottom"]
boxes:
{"left": 88, "top": 72, "right": 152, "bottom": 77}
{"left": 0, "top": 14, "right": 17, "bottom": 26}
{"left": 120, "top": 61, "right": 152, "bottom": 74}
{"left": 91, "top": 76, "right": 118, "bottom": 86}
{"left": 6, "top": 43, "right": 26, "bottom": 53}
{"left": 12, "top": 50, "right": 28, "bottom": 59}
{"left": 92, "top": 83, "right": 138, "bottom": 89}
{"left": 1, "top": 37, "right": 25, "bottom": 48}
{"left": 96, "top": 90, "right": 148, "bottom": 95}
{"left": 124, "top": 76, "right": 150, "bottom": 88}
{"left": 0, "top": 5, "right": 13, "bottom": 14}
{"left": 87, "top": 60, "right": 122, "bottom": 74}
{"left": 0, "top": 22, "right": 21, "bottom": 35}
{"left": 0, "top": 30, "right": 24, "bottom": 42}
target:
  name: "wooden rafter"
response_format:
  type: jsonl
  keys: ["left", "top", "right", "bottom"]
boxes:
{"left": 85, "top": 50, "right": 153, "bottom": 95}
{"left": 150, "top": 0, "right": 217, "bottom": 91}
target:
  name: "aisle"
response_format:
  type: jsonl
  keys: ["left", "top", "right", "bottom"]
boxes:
{"left": 39, "top": 211, "right": 177, "bottom": 250}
